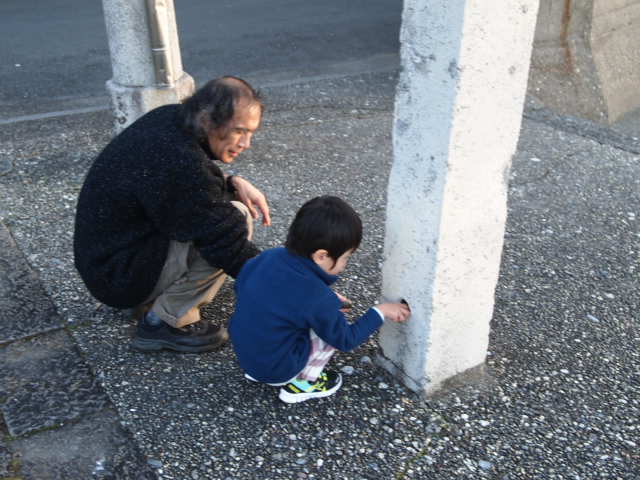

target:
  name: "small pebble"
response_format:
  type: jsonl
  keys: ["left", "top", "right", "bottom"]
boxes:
{"left": 478, "top": 460, "right": 493, "bottom": 470}
{"left": 341, "top": 365, "right": 355, "bottom": 375}
{"left": 360, "top": 356, "right": 372, "bottom": 364}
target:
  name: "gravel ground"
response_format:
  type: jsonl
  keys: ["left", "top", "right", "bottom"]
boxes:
{"left": 0, "top": 76, "right": 638, "bottom": 479}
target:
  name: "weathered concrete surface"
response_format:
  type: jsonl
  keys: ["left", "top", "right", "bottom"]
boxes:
{"left": 0, "top": 438, "right": 12, "bottom": 478}
{"left": 9, "top": 410, "right": 155, "bottom": 480}
{"left": 378, "top": 0, "right": 540, "bottom": 396}
{"left": 0, "top": 330, "right": 109, "bottom": 436}
{"left": 0, "top": 195, "right": 155, "bottom": 478}
{"left": 0, "top": 222, "right": 62, "bottom": 343}
{"left": 529, "top": 0, "right": 640, "bottom": 124}
{"left": 591, "top": 0, "right": 640, "bottom": 122}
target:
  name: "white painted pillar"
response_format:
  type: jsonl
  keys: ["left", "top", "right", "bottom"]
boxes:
{"left": 102, "top": 0, "right": 195, "bottom": 132}
{"left": 378, "top": 0, "right": 540, "bottom": 396}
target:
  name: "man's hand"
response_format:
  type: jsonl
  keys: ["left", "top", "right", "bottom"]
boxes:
{"left": 375, "top": 302, "right": 411, "bottom": 323}
{"left": 230, "top": 176, "right": 271, "bottom": 226}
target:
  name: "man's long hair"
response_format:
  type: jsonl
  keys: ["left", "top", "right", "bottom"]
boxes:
{"left": 180, "top": 76, "right": 263, "bottom": 143}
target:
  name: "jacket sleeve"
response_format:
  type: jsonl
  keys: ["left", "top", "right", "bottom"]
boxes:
{"left": 307, "top": 291, "right": 384, "bottom": 352}
{"left": 138, "top": 150, "right": 259, "bottom": 278}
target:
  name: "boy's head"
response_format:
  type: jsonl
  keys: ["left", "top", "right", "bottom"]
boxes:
{"left": 285, "top": 196, "right": 362, "bottom": 275}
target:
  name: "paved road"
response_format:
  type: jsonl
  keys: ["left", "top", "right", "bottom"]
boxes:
{"left": 0, "top": 0, "right": 401, "bottom": 120}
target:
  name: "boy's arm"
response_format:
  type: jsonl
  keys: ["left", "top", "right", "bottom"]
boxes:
{"left": 334, "top": 291, "right": 410, "bottom": 322}
{"left": 374, "top": 302, "right": 411, "bottom": 323}
{"left": 309, "top": 295, "right": 410, "bottom": 352}
{"left": 309, "top": 293, "right": 383, "bottom": 352}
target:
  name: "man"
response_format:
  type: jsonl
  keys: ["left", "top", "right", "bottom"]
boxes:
{"left": 74, "top": 76, "right": 269, "bottom": 353}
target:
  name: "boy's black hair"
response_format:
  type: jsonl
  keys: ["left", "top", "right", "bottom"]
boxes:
{"left": 285, "top": 196, "right": 362, "bottom": 265}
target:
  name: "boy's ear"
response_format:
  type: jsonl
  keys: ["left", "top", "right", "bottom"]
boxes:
{"left": 311, "top": 249, "right": 329, "bottom": 265}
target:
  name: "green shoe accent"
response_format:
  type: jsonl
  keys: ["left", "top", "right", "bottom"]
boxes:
{"left": 278, "top": 370, "right": 342, "bottom": 403}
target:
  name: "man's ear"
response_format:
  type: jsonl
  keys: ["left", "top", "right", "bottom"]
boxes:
{"left": 311, "top": 249, "right": 329, "bottom": 265}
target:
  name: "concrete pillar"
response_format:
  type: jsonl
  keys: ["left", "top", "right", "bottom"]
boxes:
{"left": 528, "top": 0, "right": 640, "bottom": 124}
{"left": 377, "top": 0, "right": 540, "bottom": 397}
{"left": 102, "top": 0, "right": 195, "bottom": 132}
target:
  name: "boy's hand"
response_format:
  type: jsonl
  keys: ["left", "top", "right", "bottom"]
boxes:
{"left": 376, "top": 302, "right": 411, "bottom": 323}
{"left": 335, "top": 292, "right": 353, "bottom": 312}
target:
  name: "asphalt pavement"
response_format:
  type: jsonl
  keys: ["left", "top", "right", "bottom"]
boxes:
{"left": 1, "top": 72, "right": 639, "bottom": 479}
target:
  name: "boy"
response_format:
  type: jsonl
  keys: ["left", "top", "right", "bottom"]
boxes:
{"left": 229, "top": 196, "right": 410, "bottom": 403}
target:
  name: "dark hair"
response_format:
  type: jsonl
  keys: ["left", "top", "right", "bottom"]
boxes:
{"left": 285, "top": 196, "right": 362, "bottom": 264}
{"left": 180, "top": 76, "right": 263, "bottom": 143}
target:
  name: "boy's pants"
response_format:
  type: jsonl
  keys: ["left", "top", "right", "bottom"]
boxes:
{"left": 258, "top": 331, "right": 336, "bottom": 385}
{"left": 144, "top": 201, "right": 253, "bottom": 328}
{"left": 297, "top": 330, "right": 337, "bottom": 382}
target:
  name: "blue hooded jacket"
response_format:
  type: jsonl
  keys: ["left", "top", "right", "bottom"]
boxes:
{"left": 229, "top": 247, "right": 383, "bottom": 383}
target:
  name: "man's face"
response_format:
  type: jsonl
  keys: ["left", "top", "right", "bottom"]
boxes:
{"left": 207, "top": 101, "right": 262, "bottom": 163}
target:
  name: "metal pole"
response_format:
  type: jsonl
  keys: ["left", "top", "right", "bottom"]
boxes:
{"left": 145, "top": 0, "right": 175, "bottom": 86}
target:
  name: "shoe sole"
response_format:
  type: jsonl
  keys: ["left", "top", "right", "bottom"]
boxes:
{"left": 278, "top": 375, "right": 343, "bottom": 404}
{"left": 131, "top": 332, "right": 228, "bottom": 353}
{"left": 244, "top": 374, "right": 290, "bottom": 387}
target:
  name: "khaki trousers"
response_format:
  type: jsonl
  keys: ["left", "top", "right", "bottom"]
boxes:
{"left": 144, "top": 201, "right": 253, "bottom": 328}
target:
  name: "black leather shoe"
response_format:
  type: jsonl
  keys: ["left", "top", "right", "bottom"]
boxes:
{"left": 131, "top": 314, "right": 229, "bottom": 353}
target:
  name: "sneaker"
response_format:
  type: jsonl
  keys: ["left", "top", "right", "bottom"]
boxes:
{"left": 278, "top": 370, "right": 342, "bottom": 403}
{"left": 131, "top": 312, "right": 228, "bottom": 353}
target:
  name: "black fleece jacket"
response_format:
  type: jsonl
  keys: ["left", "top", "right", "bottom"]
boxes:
{"left": 73, "top": 104, "right": 260, "bottom": 308}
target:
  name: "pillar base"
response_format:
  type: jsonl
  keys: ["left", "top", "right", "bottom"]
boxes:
{"left": 376, "top": 353, "right": 492, "bottom": 399}
{"left": 375, "top": 353, "right": 425, "bottom": 394}
{"left": 106, "top": 72, "right": 195, "bottom": 133}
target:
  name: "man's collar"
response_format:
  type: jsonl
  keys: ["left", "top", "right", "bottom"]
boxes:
{"left": 199, "top": 138, "right": 217, "bottom": 160}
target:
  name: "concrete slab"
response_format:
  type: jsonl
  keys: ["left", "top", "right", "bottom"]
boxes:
{"left": 0, "top": 221, "right": 62, "bottom": 343}
{"left": 0, "top": 436, "right": 13, "bottom": 478}
{"left": 0, "top": 330, "right": 109, "bottom": 436}
{"left": 9, "top": 409, "right": 156, "bottom": 480}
